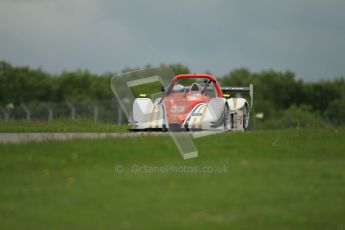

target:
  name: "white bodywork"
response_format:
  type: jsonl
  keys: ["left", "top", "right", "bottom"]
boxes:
{"left": 131, "top": 96, "right": 249, "bottom": 131}
{"left": 132, "top": 98, "right": 166, "bottom": 129}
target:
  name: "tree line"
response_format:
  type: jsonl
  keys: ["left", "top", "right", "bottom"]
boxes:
{"left": 221, "top": 68, "right": 345, "bottom": 127}
{"left": 1, "top": 60, "right": 344, "bottom": 126}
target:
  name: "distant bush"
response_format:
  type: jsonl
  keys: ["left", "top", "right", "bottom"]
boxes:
{"left": 281, "top": 105, "right": 328, "bottom": 128}
{"left": 256, "top": 105, "right": 329, "bottom": 129}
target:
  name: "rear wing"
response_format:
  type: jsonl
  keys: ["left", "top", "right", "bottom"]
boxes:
{"left": 221, "top": 84, "right": 253, "bottom": 108}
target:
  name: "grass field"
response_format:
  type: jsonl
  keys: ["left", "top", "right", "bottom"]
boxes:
{"left": 0, "top": 119, "right": 128, "bottom": 132}
{"left": 0, "top": 128, "right": 344, "bottom": 229}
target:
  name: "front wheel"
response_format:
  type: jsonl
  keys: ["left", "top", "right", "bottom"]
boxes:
{"left": 243, "top": 105, "right": 249, "bottom": 130}
{"left": 224, "top": 104, "right": 231, "bottom": 130}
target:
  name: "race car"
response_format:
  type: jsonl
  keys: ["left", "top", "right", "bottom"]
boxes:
{"left": 129, "top": 73, "right": 253, "bottom": 132}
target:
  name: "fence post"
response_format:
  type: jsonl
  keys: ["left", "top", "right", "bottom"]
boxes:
{"left": 21, "top": 103, "right": 31, "bottom": 121}
{"left": 66, "top": 102, "right": 76, "bottom": 120}
{"left": 92, "top": 102, "right": 98, "bottom": 123}
{"left": 42, "top": 104, "right": 53, "bottom": 121}
{"left": 0, "top": 106, "right": 10, "bottom": 121}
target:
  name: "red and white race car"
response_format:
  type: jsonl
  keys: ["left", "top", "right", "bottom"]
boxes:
{"left": 130, "top": 73, "right": 253, "bottom": 132}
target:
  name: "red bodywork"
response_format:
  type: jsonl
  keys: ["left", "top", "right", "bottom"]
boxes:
{"left": 162, "top": 74, "right": 223, "bottom": 124}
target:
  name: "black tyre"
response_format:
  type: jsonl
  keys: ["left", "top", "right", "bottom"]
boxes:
{"left": 243, "top": 104, "right": 249, "bottom": 130}
{"left": 224, "top": 104, "right": 231, "bottom": 130}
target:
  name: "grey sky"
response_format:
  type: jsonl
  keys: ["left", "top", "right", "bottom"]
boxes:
{"left": 0, "top": 0, "right": 344, "bottom": 81}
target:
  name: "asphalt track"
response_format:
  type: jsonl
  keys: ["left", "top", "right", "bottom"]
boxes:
{"left": 0, "top": 132, "right": 167, "bottom": 144}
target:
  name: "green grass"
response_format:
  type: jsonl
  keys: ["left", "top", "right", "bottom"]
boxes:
{"left": 0, "top": 119, "right": 128, "bottom": 132}
{"left": 0, "top": 128, "right": 345, "bottom": 229}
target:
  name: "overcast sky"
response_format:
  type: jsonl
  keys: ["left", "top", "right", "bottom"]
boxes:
{"left": 1, "top": 0, "right": 344, "bottom": 81}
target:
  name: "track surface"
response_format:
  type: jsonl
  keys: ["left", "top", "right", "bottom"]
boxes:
{"left": 0, "top": 132, "right": 167, "bottom": 144}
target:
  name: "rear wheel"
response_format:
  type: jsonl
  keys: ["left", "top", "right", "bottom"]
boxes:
{"left": 243, "top": 105, "right": 249, "bottom": 130}
{"left": 162, "top": 125, "right": 167, "bottom": 132}
{"left": 224, "top": 104, "right": 231, "bottom": 130}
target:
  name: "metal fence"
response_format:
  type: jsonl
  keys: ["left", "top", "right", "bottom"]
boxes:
{"left": 0, "top": 100, "right": 336, "bottom": 129}
{"left": 0, "top": 99, "right": 127, "bottom": 124}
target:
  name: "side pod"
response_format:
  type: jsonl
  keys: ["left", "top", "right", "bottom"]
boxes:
{"left": 131, "top": 98, "right": 154, "bottom": 129}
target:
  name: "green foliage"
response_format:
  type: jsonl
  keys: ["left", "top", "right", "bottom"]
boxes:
{"left": 222, "top": 68, "right": 304, "bottom": 113}
{"left": 282, "top": 104, "right": 327, "bottom": 128}
{"left": 0, "top": 61, "right": 191, "bottom": 105}
{"left": 0, "top": 61, "right": 114, "bottom": 104}
{"left": 257, "top": 105, "right": 328, "bottom": 129}
{"left": 1, "top": 61, "right": 345, "bottom": 126}
{"left": 222, "top": 67, "right": 345, "bottom": 125}
{"left": 55, "top": 70, "right": 112, "bottom": 102}
{"left": 325, "top": 94, "right": 345, "bottom": 126}
{"left": 0, "top": 61, "right": 54, "bottom": 104}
